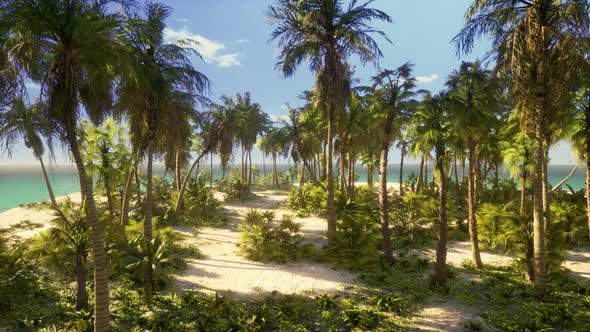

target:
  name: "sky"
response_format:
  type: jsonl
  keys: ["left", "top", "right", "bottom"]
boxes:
{"left": 0, "top": 0, "right": 578, "bottom": 165}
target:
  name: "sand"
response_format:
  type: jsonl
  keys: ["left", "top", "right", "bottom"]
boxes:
{"left": 174, "top": 190, "right": 357, "bottom": 297}
{"left": 0, "top": 192, "right": 82, "bottom": 239}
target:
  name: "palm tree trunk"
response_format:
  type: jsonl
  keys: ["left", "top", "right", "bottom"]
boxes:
{"left": 367, "top": 164, "right": 373, "bottom": 185}
{"left": 326, "top": 119, "right": 337, "bottom": 234}
{"left": 121, "top": 167, "right": 134, "bottom": 227}
{"left": 461, "top": 159, "right": 466, "bottom": 182}
{"left": 399, "top": 144, "right": 405, "bottom": 196}
{"left": 262, "top": 153, "right": 267, "bottom": 177}
{"left": 321, "top": 142, "right": 327, "bottom": 182}
{"left": 416, "top": 156, "right": 424, "bottom": 192}
{"left": 454, "top": 155, "right": 459, "bottom": 185}
{"left": 176, "top": 148, "right": 210, "bottom": 217}
{"left": 347, "top": 153, "right": 354, "bottom": 194}
{"left": 104, "top": 181, "right": 115, "bottom": 220}
{"left": 467, "top": 138, "right": 483, "bottom": 268}
{"left": 494, "top": 161, "right": 500, "bottom": 189}
{"left": 39, "top": 157, "right": 58, "bottom": 209}
{"left": 379, "top": 137, "right": 394, "bottom": 263}
{"left": 210, "top": 151, "right": 213, "bottom": 187}
{"left": 272, "top": 153, "right": 277, "bottom": 188}
{"left": 339, "top": 151, "right": 346, "bottom": 192}
{"left": 299, "top": 163, "right": 305, "bottom": 187}
{"left": 144, "top": 147, "right": 153, "bottom": 241}
{"left": 241, "top": 144, "right": 245, "bottom": 180}
{"left": 424, "top": 156, "right": 429, "bottom": 188}
{"left": 434, "top": 145, "right": 448, "bottom": 286}
{"left": 75, "top": 246, "right": 88, "bottom": 310}
{"left": 586, "top": 150, "right": 590, "bottom": 240}
{"left": 248, "top": 149, "right": 253, "bottom": 190}
{"left": 542, "top": 148, "right": 549, "bottom": 233}
{"left": 67, "top": 129, "right": 109, "bottom": 331}
{"left": 585, "top": 101, "right": 590, "bottom": 241}
{"left": 520, "top": 171, "right": 527, "bottom": 216}
{"left": 533, "top": 52, "right": 547, "bottom": 296}
{"left": 135, "top": 166, "right": 142, "bottom": 207}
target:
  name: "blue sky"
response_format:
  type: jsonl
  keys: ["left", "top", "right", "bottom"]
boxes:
{"left": 1, "top": 0, "right": 577, "bottom": 165}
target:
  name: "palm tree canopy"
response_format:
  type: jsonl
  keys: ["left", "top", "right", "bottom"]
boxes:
{"left": 117, "top": 2, "right": 210, "bottom": 156}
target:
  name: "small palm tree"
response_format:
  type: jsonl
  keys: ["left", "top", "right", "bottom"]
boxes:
{"left": 28, "top": 199, "right": 90, "bottom": 310}
{"left": 0, "top": 99, "right": 58, "bottom": 209}
{"left": 365, "top": 63, "right": 417, "bottom": 263}
{"left": 267, "top": 0, "right": 391, "bottom": 235}
{"left": 410, "top": 91, "right": 453, "bottom": 285}
{"left": 446, "top": 60, "right": 497, "bottom": 269}
{"left": 123, "top": 236, "right": 171, "bottom": 307}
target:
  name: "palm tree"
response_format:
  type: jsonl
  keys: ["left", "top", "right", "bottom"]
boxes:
{"left": 4, "top": 1, "right": 127, "bottom": 329}
{"left": 175, "top": 108, "right": 227, "bottom": 217}
{"left": 410, "top": 91, "right": 453, "bottom": 285}
{"left": 267, "top": 0, "right": 391, "bottom": 234}
{"left": 571, "top": 82, "right": 590, "bottom": 240}
{"left": 28, "top": 199, "right": 90, "bottom": 310}
{"left": 117, "top": 2, "right": 209, "bottom": 241}
{"left": 83, "top": 118, "right": 131, "bottom": 219}
{"left": 455, "top": 0, "right": 589, "bottom": 296}
{"left": 0, "top": 99, "right": 58, "bottom": 209}
{"left": 446, "top": 60, "right": 496, "bottom": 269}
{"left": 366, "top": 63, "right": 416, "bottom": 263}
{"left": 233, "top": 92, "right": 270, "bottom": 190}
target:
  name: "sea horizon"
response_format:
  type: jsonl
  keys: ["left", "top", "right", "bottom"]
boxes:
{"left": 0, "top": 163, "right": 587, "bottom": 213}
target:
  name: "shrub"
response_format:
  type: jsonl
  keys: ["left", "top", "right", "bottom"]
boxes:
{"left": 216, "top": 170, "right": 257, "bottom": 201}
{"left": 327, "top": 199, "right": 380, "bottom": 271}
{"left": 181, "top": 174, "right": 226, "bottom": 226}
{"left": 287, "top": 184, "right": 328, "bottom": 216}
{"left": 239, "top": 209, "right": 303, "bottom": 263}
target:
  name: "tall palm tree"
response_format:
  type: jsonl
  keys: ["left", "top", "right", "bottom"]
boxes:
{"left": 410, "top": 91, "right": 453, "bottom": 285}
{"left": 267, "top": 0, "right": 391, "bottom": 234}
{"left": 455, "top": 0, "right": 589, "bottom": 296}
{"left": 446, "top": 60, "right": 496, "bottom": 269}
{"left": 0, "top": 99, "right": 58, "bottom": 209}
{"left": 571, "top": 82, "right": 590, "bottom": 240}
{"left": 366, "top": 63, "right": 416, "bottom": 263}
{"left": 233, "top": 92, "right": 270, "bottom": 189}
{"left": 4, "top": 1, "right": 127, "bottom": 329}
{"left": 117, "top": 2, "right": 209, "bottom": 241}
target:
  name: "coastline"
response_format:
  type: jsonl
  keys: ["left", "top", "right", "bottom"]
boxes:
{"left": 0, "top": 192, "right": 82, "bottom": 239}
{"left": 0, "top": 181, "right": 404, "bottom": 240}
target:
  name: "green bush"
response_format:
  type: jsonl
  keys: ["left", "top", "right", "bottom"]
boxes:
{"left": 239, "top": 209, "right": 303, "bottom": 263}
{"left": 216, "top": 170, "right": 257, "bottom": 201}
{"left": 327, "top": 198, "right": 380, "bottom": 271}
{"left": 287, "top": 183, "right": 329, "bottom": 216}
{"left": 180, "top": 174, "right": 226, "bottom": 226}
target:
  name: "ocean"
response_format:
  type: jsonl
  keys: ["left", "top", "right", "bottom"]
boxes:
{"left": 0, "top": 164, "right": 586, "bottom": 213}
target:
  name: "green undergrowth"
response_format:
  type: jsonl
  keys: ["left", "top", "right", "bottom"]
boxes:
{"left": 449, "top": 262, "right": 590, "bottom": 331}
{"left": 109, "top": 285, "right": 413, "bottom": 331}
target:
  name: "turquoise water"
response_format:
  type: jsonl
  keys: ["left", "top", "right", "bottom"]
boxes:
{"left": 0, "top": 164, "right": 586, "bottom": 213}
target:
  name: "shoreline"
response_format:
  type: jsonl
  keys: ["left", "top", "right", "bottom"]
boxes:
{"left": 0, "top": 181, "right": 403, "bottom": 239}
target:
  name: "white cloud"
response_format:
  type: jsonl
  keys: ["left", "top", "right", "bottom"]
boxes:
{"left": 216, "top": 53, "right": 240, "bottom": 68}
{"left": 163, "top": 27, "right": 242, "bottom": 68}
{"left": 416, "top": 74, "right": 439, "bottom": 84}
{"left": 270, "top": 114, "right": 290, "bottom": 123}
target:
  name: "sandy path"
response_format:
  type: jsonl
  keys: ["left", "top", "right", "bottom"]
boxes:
{"left": 174, "top": 191, "right": 357, "bottom": 297}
